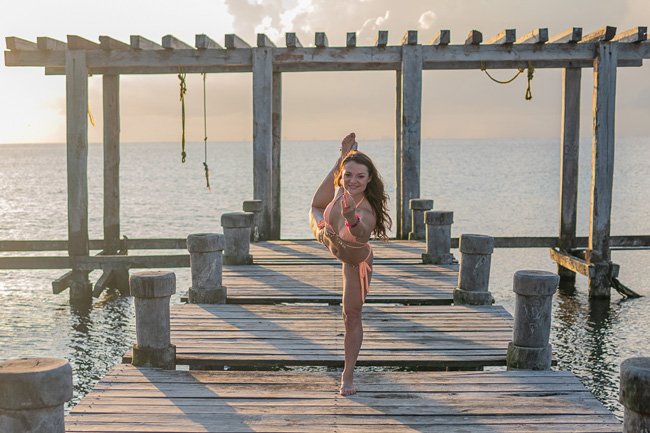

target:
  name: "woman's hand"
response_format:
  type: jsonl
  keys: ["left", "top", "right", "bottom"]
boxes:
{"left": 340, "top": 132, "right": 358, "bottom": 159}
{"left": 341, "top": 189, "right": 357, "bottom": 223}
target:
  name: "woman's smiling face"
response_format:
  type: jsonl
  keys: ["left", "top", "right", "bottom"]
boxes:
{"left": 342, "top": 161, "right": 371, "bottom": 195}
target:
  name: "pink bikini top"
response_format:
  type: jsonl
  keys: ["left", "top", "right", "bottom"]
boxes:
{"left": 322, "top": 188, "right": 368, "bottom": 244}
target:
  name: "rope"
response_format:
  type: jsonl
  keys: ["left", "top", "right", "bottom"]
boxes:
{"left": 480, "top": 62, "right": 535, "bottom": 100}
{"left": 202, "top": 73, "right": 211, "bottom": 190}
{"left": 178, "top": 72, "right": 187, "bottom": 163}
{"left": 87, "top": 107, "right": 95, "bottom": 127}
{"left": 525, "top": 64, "right": 535, "bottom": 100}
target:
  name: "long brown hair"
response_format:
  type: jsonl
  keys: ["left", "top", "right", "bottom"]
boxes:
{"left": 334, "top": 151, "right": 392, "bottom": 241}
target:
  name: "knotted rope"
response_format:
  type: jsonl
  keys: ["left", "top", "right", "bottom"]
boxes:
{"left": 480, "top": 62, "right": 534, "bottom": 100}
{"left": 178, "top": 72, "right": 187, "bottom": 163}
{"left": 202, "top": 72, "right": 211, "bottom": 190}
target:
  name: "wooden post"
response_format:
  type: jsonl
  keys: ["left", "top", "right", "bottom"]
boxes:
{"left": 400, "top": 44, "right": 422, "bottom": 239}
{"left": 395, "top": 68, "right": 402, "bottom": 238}
{"left": 558, "top": 68, "right": 581, "bottom": 291}
{"left": 422, "top": 211, "right": 454, "bottom": 264}
{"left": 103, "top": 74, "right": 129, "bottom": 293}
{"left": 221, "top": 212, "right": 253, "bottom": 265}
{"left": 620, "top": 357, "right": 650, "bottom": 432}
{"left": 187, "top": 233, "right": 226, "bottom": 304}
{"left": 454, "top": 234, "right": 494, "bottom": 305}
{"left": 588, "top": 42, "right": 618, "bottom": 298}
{"left": 66, "top": 50, "right": 91, "bottom": 302}
{"left": 271, "top": 71, "right": 282, "bottom": 240}
{"left": 252, "top": 47, "right": 273, "bottom": 241}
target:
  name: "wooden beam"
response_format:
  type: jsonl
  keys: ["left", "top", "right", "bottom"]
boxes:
{"left": 315, "top": 32, "right": 328, "bottom": 48}
{"left": 93, "top": 269, "right": 113, "bottom": 297}
{"left": 195, "top": 34, "right": 222, "bottom": 49}
{"left": 580, "top": 26, "right": 617, "bottom": 43}
{"left": 271, "top": 71, "right": 282, "bottom": 240}
{"left": 548, "top": 27, "right": 583, "bottom": 44}
{"left": 346, "top": 32, "right": 357, "bottom": 48}
{"left": 225, "top": 34, "right": 251, "bottom": 49}
{"left": 67, "top": 35, "right": 100, "bottom": 50}
{"left": 549, "top": 248, "right": 594, "bottom": 278}
{"left": 516, "top": 28, "right": 549, "bottom": 44}
{"left": 37, "top": 36, "right": 66, "bottom": 50}
{"left": 285, "top": 33, "right": 302, "bottom": 48}
{"left": 612, "top": 26, "right": 647, "bottom": 43}
{"left": 401, "top": 30, "right": 418, "bottom": 45}
{"left": 103, "top": 75, "right": 121, "bottom": 256}
{"left": 395, "top": 68, "right": 402, "bottom": 238}
{"left": 162, "top": 35, "right": 193, "bottom": 50}
{"left": 257, "top": 33, "right": 276, "bottom": 48}
{"left": 130, "top": 35, "right": 163, "bottom": 50}
{"left": 486, "top": 29, "right": 516, "bottom": 45}
{"left": 0, "top": 255, "right": 189, "bottom": 270}
{"left": 5, "top": 37, "right": 37, "bottom": 50}
{"left": 376, "top": 30, "right": 388, "bottom": 47}
{"left": 465, "top": 30, "right": 483, "bottom": 45}
{"left": 52, "top": 270, "right": 75, "bottom": 294}
{"left": 99, "top": 36, "right": 130, "bottom": 50}
{"left": 431, "top": 30, "right": 450, "bottom": 46}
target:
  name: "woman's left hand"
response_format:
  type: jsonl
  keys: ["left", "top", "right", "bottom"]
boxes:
{"left": 341, "top": 189, "right": 357, "bottom": 222}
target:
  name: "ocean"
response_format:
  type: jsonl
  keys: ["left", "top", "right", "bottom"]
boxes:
{"left": 1, "top": 138, "right": 649, "bottom": 418}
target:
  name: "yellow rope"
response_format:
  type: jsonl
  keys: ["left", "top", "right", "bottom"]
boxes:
{"left": 87, "top": 107, "right": 95, "bottom": 127}
{"left": 178, "top": 72, "right": 187, "bottom": 163}
{"left": 480, "top": 61, "right": 535, "bottom": 100}
{"left": 202, "top": 72, "right": 211, "bottom": 191}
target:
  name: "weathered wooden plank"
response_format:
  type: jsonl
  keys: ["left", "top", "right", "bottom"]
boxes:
{"left": 98, "top": 36, "right": 130, "bottom": 51}
{"left": 253, "top": 47, "right": 273, "bottom": 241}
{"left": 465, "top": 30, "right": 483, "bottom": 45}
{"left": 548, "top": 27, "right": 583, "bottom": 44}
{"left": 129, "top": 35, "right": 162, "bottom": 50}
{"left": 52, "top": 270, "right": 75, "bottom": 294}
{"left": 161, "top": 34, "right": 193, "bottom": 50}
{"left": 549, "top": 248, "right": 594, "bottom": 278}
{"left": 37, "top": 36, "right": 67, "bottom": 50}
{"left": 5, "top": 36, "right": 37, "bottom": 50}
{"left": 580, "top": 26, "right": 617, "bottom": 43}
{"left": 225, "top": 33, "right": 251, "bottom": 49}
{"left": 103, "top": 74, "right": 121, "bottom": 256}
{"left": 315, "top": 32, "right": 328, "bottom": 48}
{"left": 516, "top": 28, "right": 549, "bottom": 44}
{"left": 612, "top": 26, "right": 647, "bottom": 43}
{"left": 346, "top": 32, "right": 356, "bottom": 47}
{"left": 270, "top": 71, "right": 282, "bottom": 240}
{"left": 195, "top": 34, "right": 222, "bottom": 49}
{"left": 285, "top": 32, "right": 302, "bottom": 48}
{"left": 257, "top": 33, "right": 276, "bottom": 48}
{"left": 401, "top": 30, "right": 418, "bottom": 45}
{"left": 67, "top": 35, "right": 100, "bottom": 50}
{"left": 394, "top": 68, "right": 402, "bottom": 237}
{"left": 375, "top": 30, "right": 388, "bottom": 47}
{"left": 486, "top": 29, "right": 516, "bottom": 45}
{"left": 93, "top": 269, "right": 113, "bottom": 297}
{"left": 430, "top": 30, "right": 450, "bottom": 45}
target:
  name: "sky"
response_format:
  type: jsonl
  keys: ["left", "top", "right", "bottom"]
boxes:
{"left": 1, "top": 0, "right": 649, "bottom": 144}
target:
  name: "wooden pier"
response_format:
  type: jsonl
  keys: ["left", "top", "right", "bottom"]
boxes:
{"left": 64, "top": 239, "right": 621, "bottom": 432}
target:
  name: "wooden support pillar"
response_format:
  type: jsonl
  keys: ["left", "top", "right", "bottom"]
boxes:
{"left": 395, "top": 69, "right": 403, "bottom": 238}
{"left": 270, "top": 71, "right": 282, "bottom": 240}
{"left": 66, "top": 50, "right": 91, "bottom": 302}
{"left": 588, "top": 42, "right": 618, "bottom": 298}
{"left": 103, "top": 74, "right": 129, "bottom": 294}
{"left": 400, "top": 44, "right": 423, "bottom": 239}
{"left": 252, "top": 47, "right": 273, "bottom": 241}
{"left": 558, "top": 67, "right": 581, "bottom": 291}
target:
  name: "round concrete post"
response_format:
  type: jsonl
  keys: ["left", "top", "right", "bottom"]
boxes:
{"left": 506, "top": 270, "right": 559, "bottom": 370}
{"left": 620, "top": 357, "right": 650, "bottom": 432}
{"left": 0, "top": 358, "right": 72, "bottom": 433}
{"left": 422, "top": 211, "right": 455, "bottom": 265}
{"left": 130, "top": 271, "right": 176, "bottom": 369}
{"left": 221, "top": 212, "right": 254, "bottom": 265}
{"left": 453, "top": 234, "right": 494, "bottom": 305}
{"left": 408, "top": 199, "right": 434, "bottom": 240}
{"left": 243, "top": 200, "right": 263, "bottom": 242}
{"left": 187, "top": 233, "right": 227, "bottom": 304}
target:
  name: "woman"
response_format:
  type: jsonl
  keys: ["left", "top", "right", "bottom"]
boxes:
{"left": 310, "top": 132, "right": 392, "bottom": 396}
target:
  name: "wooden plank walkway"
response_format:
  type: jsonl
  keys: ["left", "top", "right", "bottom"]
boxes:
{"left": 123, "top": 304, "right": 513, "bottom": 369}
{"left": 66, "top": 365, "right": 621, "bottom": 432}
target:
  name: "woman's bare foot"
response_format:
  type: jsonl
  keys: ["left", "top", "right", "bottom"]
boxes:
{"left": 339, "top": 373, "right": 357, "bottom": 396}
{"left": 340, "top": 132, "right": 358, "bottom": 158}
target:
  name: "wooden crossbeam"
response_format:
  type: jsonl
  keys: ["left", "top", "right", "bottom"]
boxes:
{"left": 195, "top": 34, "right": 222, "bottom": 49}
{"left": 315, "top": 32, "right": 328, "bottom": 48}
{"left": 486, "top": 29, "right": 516, "bottom": 45}
{"left": 37, "top": 37, "right": 66, "bottom": 50}
{"left": 549, "top": 248, "right": 594, "bottom": 278}
{"left": 93, "top": 269, "right": 114, "bottom": 297}
{"left": 548, "top": 27, "right": 583, "bottom": 43}
{"left": 67, "top": 35, "right": 100, "bottom": 50}
{"left": 346, "top": 32, "right": 356, "bottom": 48}
{"left": 580, "top": 26, "right": 617, "bottom": 43}
{"left": 5, "top": 37, "right": 37, "bottom": 50}
{"left": 225, "top": 34, "right": 250, "bottom": 49}
{"left": 516, "top": 28, "right": 549, "bottom": 44}
{"left": 401, "top": 30, "right": 418, "bottom": 45}
{"left": 162, "top": 35, "right": 193, "bottom": 50}
{"left": 375, "top": 30, "right": 388, "bottom": 47}
{"left": 52, "top": 270, "right": 75, "bottom": 294}
{"left": 612, "top": 26, "right": 647, "bottom": 43}
{"left": 465, "top": 30, "right": 483, "bottom": 45}
{"left": 130, "top": 35, "right": 163, "bottom": 50}
{"left": 431, "top": 30, "right": 450, "bottom": 46}
{"left": 285, "top": 32, "right": 302, "bottom": 48}
{"left": 99, "top": 36, "right": 130, "bottom": 50}
{"left": 257, "top": 33, "right": 276, "bottom": 48}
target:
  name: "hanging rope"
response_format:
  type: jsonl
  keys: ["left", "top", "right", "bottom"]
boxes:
{"left": 178, "top": 72, "right": 187, "bottom": 163}
{"left": 87, "top": 107, "right": 96, "bottom": 127}
{"left": 480, "top": 61, "right": 534, "bottom": 100}
{"left": 202, "top": 73, "right": 211, "bottom": 190}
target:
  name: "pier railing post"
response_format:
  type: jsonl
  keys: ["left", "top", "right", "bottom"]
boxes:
{"left": 221, "top": 212, "right": 254, "bottom": 265}
{"left": 620, "top": 357, "right": 650, "bottom": 432}
{"left": 187, "top": 233, "right": 226, "bottom": 304}
{"left": 243, "top": 200, "right": 263, "bottom": 243}
{"left": 422, "top": 210, "right": 454, "bottom": 264}
{"left": 408, "top": 199, "right": 433, "bottom": 240}
{"left": 507, "top": 270, "right": 559, "bottom": 370}
{"left": 0, "top": 357, "right": 72, "bottom": 433}
{"left": 130, "top": 271, "right": 176, "bottom": 369}
{"left": 453, "top": 234, "right": 494, "bottom": 305}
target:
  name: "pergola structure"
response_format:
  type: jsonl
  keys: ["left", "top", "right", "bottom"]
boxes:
{"left": 3, "top": 26, "right": 649, "bottom": 302}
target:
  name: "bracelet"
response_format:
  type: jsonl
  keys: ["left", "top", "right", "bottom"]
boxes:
{"left": 345, "top": 214, "right": 361, "bottom": 228}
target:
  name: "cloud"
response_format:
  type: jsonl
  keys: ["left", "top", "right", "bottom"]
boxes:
{"left": 357, "top": 10, "right": 391, "bottom": 39}
{"left": 418, "top": 11, "right": 436, "bottom": 30}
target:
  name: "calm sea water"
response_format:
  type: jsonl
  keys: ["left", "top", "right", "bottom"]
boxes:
{"left": 1, "top": 138, "right": 649, "bottom": 417}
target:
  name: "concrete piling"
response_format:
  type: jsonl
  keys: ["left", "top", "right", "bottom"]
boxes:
{"left": 243, "top": 200, "right": 263, "bottom": 242}
{"left": 408, "top": 199, "right": 433, "bottom": 240}
{"left": 422, "top": 210, "right": 454, "bottom": 265}
{"left": 453, "top": 234, "right": 494, "bottom": 305}
{"left": 187, "top": 233, "right": 227, "bottom": 304}
{"left": 620, "top": 357, "right": 650, "bottom": 432}
{"left": 0, "top": 357, "right": 73, "bottom": 433}
{"left": 221, "top": 212, "right": 254, "bottom": 265}
{"left": 130, "top": 271, "right": 176, "bottom": 369}
{"left": 507, "top": 270, "right": 559, "bottom": 370}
